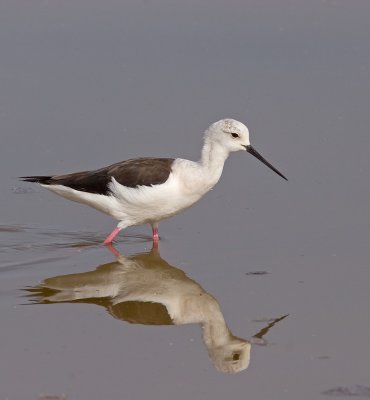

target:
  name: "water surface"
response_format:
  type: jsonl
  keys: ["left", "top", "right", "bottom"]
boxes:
{"left": 1, "top": 1, "right": 370, "bottom": 399}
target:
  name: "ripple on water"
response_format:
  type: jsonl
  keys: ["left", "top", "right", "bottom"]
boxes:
{"left": 322, "top": 385, "right": 370, "bottom": 397}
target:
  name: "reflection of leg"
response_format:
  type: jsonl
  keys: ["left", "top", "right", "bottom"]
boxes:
{"left": 103, "top": 226, "right": 121, "bottom": 245}
{"left": 105, "top": 243, "right": 121, "bottom": 258}
{"left": 152, "top": 223, "right": 159, "bottom": 248}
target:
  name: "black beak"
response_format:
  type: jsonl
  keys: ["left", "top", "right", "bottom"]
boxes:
{"left": 246, "top": 145, "right": 287, "bottom": 181}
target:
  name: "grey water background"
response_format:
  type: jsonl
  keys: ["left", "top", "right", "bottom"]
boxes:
{"left": 1, "top": 0, "right": 370, "bottom": 399}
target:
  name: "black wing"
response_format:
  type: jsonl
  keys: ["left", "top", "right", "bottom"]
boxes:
{"left": 20, "top": 157, "right": 175, "bottom": 195}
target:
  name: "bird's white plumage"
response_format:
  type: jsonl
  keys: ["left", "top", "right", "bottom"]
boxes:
{"left": 42, "top": 119, "right": 251, "bottom": 229}
{"left": 30, "top": 118, "right": 286, "bottom": 243}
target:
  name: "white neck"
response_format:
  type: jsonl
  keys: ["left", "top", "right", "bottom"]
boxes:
{"left": 201, "top": 312, "right": 232, "bottom": 349}
{"left": 199, "top": 137, "right": 230, "bottom": 186}
{"left": 200, "top": 137, "right": 230, "bottom": 168}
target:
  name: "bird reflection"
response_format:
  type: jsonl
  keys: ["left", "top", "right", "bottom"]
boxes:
{"left": 26, "top": 245, "right": 287, "bottom": 374}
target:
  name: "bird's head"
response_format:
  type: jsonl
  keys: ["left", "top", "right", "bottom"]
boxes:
{"left": 206, "top": 118, "right": 287, "bottom": 181}
{"left": 207, "top": 119, "right": 250, "bottom": 153}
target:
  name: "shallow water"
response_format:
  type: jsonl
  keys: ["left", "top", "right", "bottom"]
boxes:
{"left": 1, "top": 1, "right": 370, "bottom": 399}
{"left": 1, "top": 221, "right": 370, "bottom": 400}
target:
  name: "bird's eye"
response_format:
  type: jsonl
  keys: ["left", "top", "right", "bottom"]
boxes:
{"left": 231, "top": 132, "right": 239, "bottom": 138}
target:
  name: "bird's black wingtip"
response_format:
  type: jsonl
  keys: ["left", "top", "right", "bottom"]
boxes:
{"left": 19, "top": 176, "right": 52, "bottom": 184}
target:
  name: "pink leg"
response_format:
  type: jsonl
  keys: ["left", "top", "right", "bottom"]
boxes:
{"left": 105, "top": 243, "right": 121, "bottom": 258}
{"left": 103, "top": 227, "right": 121, "bottom": 245}
{"left": 152, "top": 226, "right": 159, "bottom": 248}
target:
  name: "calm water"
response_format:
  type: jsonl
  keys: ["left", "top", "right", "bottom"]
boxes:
{"left": 1, "top": 1, "right": 370, "bottom": 399}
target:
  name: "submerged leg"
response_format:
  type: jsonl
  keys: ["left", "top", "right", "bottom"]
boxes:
{"left": 103, "top": 226, "right": 121, "bottom": 245}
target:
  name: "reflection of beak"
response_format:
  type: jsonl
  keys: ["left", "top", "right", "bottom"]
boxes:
{"left": 246, "top": 145, "right": 288, "bottom": 181}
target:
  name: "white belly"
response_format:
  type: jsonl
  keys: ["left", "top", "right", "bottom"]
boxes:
{"left": 108, "top": 174, "right": 203, "bottom": 226}
{"left": 43, "top": 174, "right": 204, "bottom": 228}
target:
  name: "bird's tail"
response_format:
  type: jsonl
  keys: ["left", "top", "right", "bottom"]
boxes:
{"left": 19, "top": 176, "right": 53, "bottom": 184}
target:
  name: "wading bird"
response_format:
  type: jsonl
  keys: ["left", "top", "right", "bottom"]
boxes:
{"left": 21, "top": 119, "right": 287, "bottom": 245}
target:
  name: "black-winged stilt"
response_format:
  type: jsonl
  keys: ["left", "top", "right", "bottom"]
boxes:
{"left": 21, "top": 119, "right": 287, "bottom": 245}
